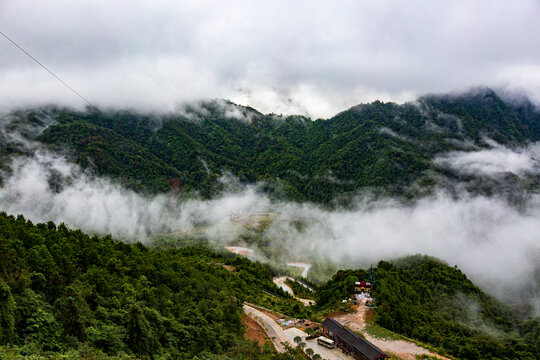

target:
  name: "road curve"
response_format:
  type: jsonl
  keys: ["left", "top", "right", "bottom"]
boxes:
{"left": 273, "top": 276, "right": 315, "bottom": 306}
{"left": 243, "top": 304, "right": 291, "bottom": 353}
{"left": 287, "top": 262, "right": 311, "bottom": 278}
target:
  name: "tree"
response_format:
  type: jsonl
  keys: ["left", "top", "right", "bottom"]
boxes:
{"left": 127, "top": 303, "right": 158, "bottom": 356}
{"left": 306, "top": 347, "right": 314, "bottom": 357}
{"left": 54, "top": 282, "right": 91, "bottom": 340}
{"left": 293, "top": 336, "right": 302, "bottom": 345}
{"left": 312, "top": 354, "right": 322, "bottom": 360}
{"left": 0, "top": 280, "right": 15, "bottom": 344}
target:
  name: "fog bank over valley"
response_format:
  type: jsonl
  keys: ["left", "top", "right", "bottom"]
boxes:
{"left": 1, "top": 140, "right": 539, "bottom": 311}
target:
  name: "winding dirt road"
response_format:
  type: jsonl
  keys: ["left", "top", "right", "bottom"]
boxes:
{"left": 273, "top": 276, "right": 315, "bottom": 306}
{"left": 287, "top": 262, "right": 311, "bottom": 278}
{"left": 224, "top": 246, "right": 255, "bottom": 256}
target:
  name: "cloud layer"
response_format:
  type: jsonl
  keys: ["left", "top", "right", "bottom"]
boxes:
{"left": 1, "top": 0, "right": 540, "bottom": 117}
{"left": 435, "top": 142, "right": 540, "bottom": 176}
{"left": 1, "top": 148, "right": 539, "bottom": 307}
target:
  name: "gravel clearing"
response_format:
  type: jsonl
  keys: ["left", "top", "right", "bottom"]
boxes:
{"left": 331, "top": 300, "right": 451, "bottom": 360}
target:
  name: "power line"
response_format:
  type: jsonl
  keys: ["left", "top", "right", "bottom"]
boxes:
{"left": 0, "top": 30, "right": 91, "bottom": 106}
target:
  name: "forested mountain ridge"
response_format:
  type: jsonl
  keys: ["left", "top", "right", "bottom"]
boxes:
{"left": 2, "top": 88, "right": 539, "bottom": 203}
{"left": 0, "top": 212, "right": 305, "bottom": 359}
{"left": 1, "top": 213, "right": 537, "bottom": 359}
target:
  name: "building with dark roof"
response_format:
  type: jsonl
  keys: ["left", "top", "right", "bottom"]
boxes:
{"left": 321, "top": 318, "right": 389, "bottom": 360}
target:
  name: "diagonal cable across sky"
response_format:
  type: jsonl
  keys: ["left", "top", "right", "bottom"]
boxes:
{"left": 0, "top": 30, "right": 91, "bottom": 106}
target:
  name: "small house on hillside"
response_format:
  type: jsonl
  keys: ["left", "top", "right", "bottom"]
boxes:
{"left": 355, "top": 281, "right": 372, "bottom": 293}
{"left": 321, "top": 318, "right": 389, "bottom": 360}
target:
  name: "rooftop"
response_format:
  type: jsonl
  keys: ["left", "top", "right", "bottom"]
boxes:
{"left": 322, "top": 318, "right": 388, "bottom": 360}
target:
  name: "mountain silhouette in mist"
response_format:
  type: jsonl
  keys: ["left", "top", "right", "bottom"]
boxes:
{"left": 1, "top": 88, "right": 539, "bottom": 204}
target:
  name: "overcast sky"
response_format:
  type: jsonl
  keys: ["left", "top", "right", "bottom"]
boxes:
{"left": 1, "top": 0, "right": 540, "bottom": 118}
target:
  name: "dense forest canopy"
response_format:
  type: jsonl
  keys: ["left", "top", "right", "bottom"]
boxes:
{"left": 1, "top": 88, "right": 539, "bottom": 204}
{"left": 1, "top": 213, "right": 538, "bottom": 359}
{"left": 0, "top": 212, "right": 304, "bottom": 359}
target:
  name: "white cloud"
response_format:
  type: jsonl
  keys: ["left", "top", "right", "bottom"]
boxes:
{"left": 435, "top": 142, "right": 540, "bottom": 176}
{"left": 1, "top": 0, "right": 540, "bottom": 117}
{"left": 1, "top": 149, "right": 539, "bottom": 305}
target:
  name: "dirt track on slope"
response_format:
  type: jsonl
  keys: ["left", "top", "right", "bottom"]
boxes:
{"left": 286, "top": 262, "right": 311, "bottom": 278}
{"left": 273, "top": 276, "right": 315, "bottom": 306}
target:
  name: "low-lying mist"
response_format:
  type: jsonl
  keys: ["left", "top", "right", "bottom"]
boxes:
{"left": 1, "top": 144, "right": 539, "bottom": 312}
{"left": 435, "top": 141, "right": 540, "bottom": 176}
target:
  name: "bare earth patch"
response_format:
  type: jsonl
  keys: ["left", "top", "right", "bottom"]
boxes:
{"left": 242, "top": 313, "right": 268, "bottom": 346}
{"left": 331, "top": 301, "right": 451, "bottom": 360}
{"left": 222, "top": 264, "right": 236, "bottom": 272}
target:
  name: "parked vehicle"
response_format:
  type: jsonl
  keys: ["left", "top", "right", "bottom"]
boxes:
{"left": 317, "top": 336, "right": 335, "bottom": 349}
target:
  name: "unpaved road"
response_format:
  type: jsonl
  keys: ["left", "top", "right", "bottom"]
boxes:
{"left": 273, "top": 276, "right": 294, "bottom": 295}
{"left": 287, "top": 262, "right": 311, "bottom": 278}
{"left": 224, "top": 246, "right": 255, "bottom": 256}
{"left": 243, "top": 304, "right": 291, "bottom": 353}
{"left": 273, "top": 276, "right": 315, "bottom": 306}
{"left": 331, "top": 301, "right": 451, "bottom": 360}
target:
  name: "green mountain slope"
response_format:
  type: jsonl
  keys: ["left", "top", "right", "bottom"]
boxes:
{"left": 1, "top": 211, "right": 538, "bottom": 359}
{"left": 3, "top": 89, "right": 540, "bottom": 203}
{"left": 315, "top": 255, "right": 539, "bottom": 360}
{"left": 0, "top": 212, "right": 304, "bottom": 359}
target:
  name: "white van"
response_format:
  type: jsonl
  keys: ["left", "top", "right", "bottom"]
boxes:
{"left": 317, "top": 336, "right": 335, "bottom": 349}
